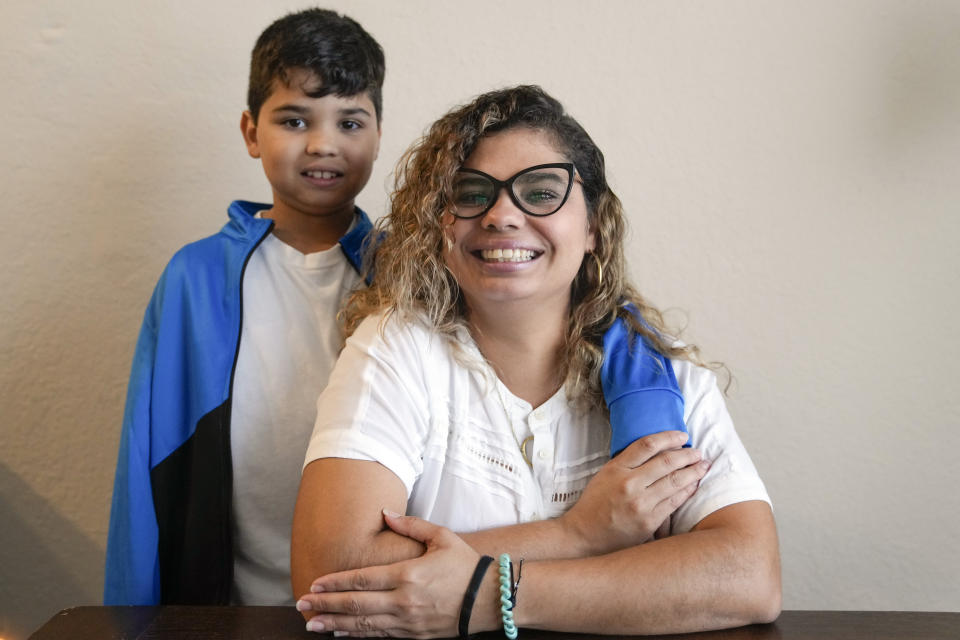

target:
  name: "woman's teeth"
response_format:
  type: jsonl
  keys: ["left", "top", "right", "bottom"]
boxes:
{"left": 304, "top": 170, "right": 340, "bottom": 179}
{"left": 480, "top": 248, "right": 536, "bottom": 262}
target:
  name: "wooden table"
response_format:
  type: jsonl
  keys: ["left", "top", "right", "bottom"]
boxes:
{"left": 28, "top": 606, "right": 960, "bottom": 640}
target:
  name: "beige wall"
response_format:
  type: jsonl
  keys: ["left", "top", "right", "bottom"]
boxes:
{"left": 2, "top": 1, "right": 959, "bottom": 637}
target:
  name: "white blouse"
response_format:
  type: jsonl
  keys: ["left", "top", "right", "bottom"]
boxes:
{"left": 304, "top": 313, "right": 770, "bottom": 535}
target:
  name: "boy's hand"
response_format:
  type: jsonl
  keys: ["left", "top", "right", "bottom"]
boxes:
{"left": 559, "top": 430, "right": 709, "bottom": 556}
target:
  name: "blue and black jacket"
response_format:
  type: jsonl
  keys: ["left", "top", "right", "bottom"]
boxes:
{"left": 103, "top": 200, "right": 372, "bottom": 605}
{"left": 103, "top": 200, "right": 683, "bottom": 605}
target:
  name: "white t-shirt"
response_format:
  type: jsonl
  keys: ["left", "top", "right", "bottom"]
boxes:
{"left": 230, "top": 231, "right": 361, "bottom": 604}
{"left": 304, "top": 313, "right": 770, "bottom": 536}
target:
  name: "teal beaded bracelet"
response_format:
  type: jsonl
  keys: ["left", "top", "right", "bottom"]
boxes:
{"left": 498, "top": 554, "right": 518, "bottom": 639}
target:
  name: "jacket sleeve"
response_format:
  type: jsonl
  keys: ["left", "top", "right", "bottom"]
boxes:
{"left": 601, "top": 312, "right": 688, "bottom": 457}
{"left": 104, "top": 283, "right": 163, "bottom": 604}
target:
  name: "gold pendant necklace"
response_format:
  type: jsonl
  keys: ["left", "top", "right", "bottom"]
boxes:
{"left": 519, "top": 435, "right": 534, "bottom": 468}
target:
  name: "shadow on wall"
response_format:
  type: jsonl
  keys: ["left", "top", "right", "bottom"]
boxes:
{"left": 0, "top": 462, "right": 103, "bottom": 640}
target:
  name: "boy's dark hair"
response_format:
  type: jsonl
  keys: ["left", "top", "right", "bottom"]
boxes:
{"left": 247, "top": 8, "right": 385, "bottom": 123}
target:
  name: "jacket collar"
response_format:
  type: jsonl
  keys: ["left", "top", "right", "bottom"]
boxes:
{"left": 226, "top": 200, "right": 374, "bottom": 279}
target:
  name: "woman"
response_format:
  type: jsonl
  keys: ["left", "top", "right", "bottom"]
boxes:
{"left": 291, "top": 86, "right": 780, "bottom": 636}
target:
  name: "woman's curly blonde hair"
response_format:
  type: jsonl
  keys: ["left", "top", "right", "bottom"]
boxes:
{"left": 343, "top": 85, "right": 707, "bottom": 412}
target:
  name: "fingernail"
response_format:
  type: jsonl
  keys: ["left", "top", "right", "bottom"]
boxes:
{"left": 333, "top": 632, "right": 349, "bottom": 637}
{"left": 700, "top": 460, "right": 712, "bottom": 471}
{"left": 310, "top": 584, "right": 325, "bottom": 593}
{"left": 296, "top": 599, "right": 312, "bottom": 612}
{"left": 306, "top": 619, "right": 325, "bottom": 632}
{"left": 382, "top": 508, "right": 402, "bottom": 518}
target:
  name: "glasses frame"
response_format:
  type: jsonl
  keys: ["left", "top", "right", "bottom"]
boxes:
{"left": 450, "top": 162, "right": 576, "bottom": 219}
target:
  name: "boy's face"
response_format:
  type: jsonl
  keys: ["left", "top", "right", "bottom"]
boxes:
{"left": 241, "top": 69, "right": 380, "bottom": 223}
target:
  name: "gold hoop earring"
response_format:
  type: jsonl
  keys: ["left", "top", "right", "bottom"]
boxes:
{"left": 590, "top": 252, "right": 603, "bottom": 288}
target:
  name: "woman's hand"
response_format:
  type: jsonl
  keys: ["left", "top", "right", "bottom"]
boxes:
{"left": 296, "top": 510, "right": 487, "bottom": 638}
{"left": 559, "top": 430, "right": 710, "bottom": 556}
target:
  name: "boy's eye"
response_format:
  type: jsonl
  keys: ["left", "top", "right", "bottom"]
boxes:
{"left": 340, "top": 120, "right": 363, "bottom": 131}
{"left": 283, "top": 118, "right": 307, "bottom": 129}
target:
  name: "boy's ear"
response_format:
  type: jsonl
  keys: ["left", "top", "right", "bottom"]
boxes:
{"left": 240, "top": 110, "right": 261, "bottom": 159}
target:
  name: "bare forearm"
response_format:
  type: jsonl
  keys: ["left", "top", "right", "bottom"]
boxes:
{"left": 482, "top": 502, "right": 781, "bottom": 635}
{"left": 299, "top": 511, "right": 578, "bottom": 595}
{"left": 296, "top": 485, "right": 683, "bottom": 592}
{"left": 460, "top": 516, "right": 589, "bottom": 561}
{"left": 326, "top": 527, "right": 426, "bottom": 573}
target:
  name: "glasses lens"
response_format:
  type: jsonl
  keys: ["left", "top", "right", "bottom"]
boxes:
{"left": 452, "top": 173, "right": 495, "bottom": 218}
{"left": 512, "top": 166, "right": 571, "bottom": 215}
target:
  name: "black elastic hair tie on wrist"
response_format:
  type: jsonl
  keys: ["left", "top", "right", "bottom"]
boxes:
{"left": 459, "top": 555, "right": 495, "bottom": 638}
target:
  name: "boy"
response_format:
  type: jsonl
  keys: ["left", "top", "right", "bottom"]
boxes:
{"left": 104, "top": 8, "right": 384, "bottom": 605}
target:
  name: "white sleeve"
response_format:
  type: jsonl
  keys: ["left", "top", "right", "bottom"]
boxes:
{"left": 303, "top": 314, "right": 434, "bottom": 494}
{"left": 670, "top": 361, "right": 771, "bottom": 534}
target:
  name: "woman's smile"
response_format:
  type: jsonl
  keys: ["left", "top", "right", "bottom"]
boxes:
{"left": 477, "top": 248, "right": 539, "bottom": 262}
